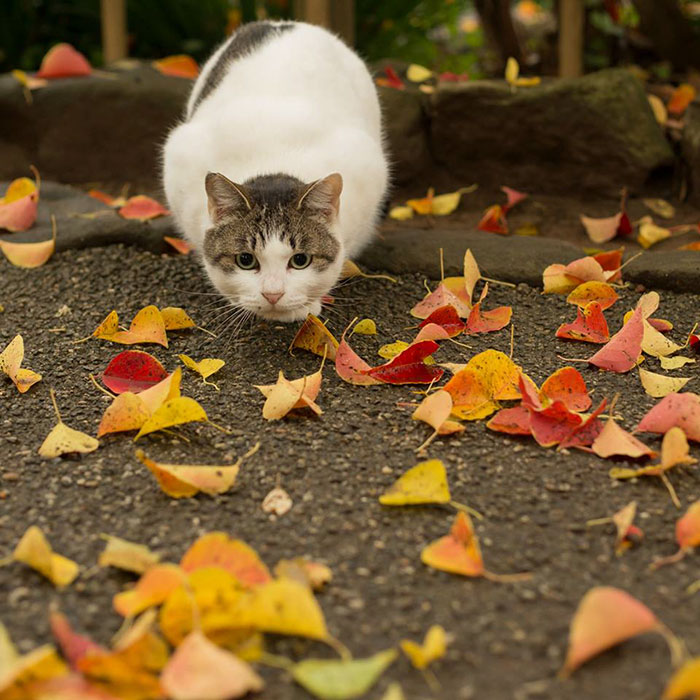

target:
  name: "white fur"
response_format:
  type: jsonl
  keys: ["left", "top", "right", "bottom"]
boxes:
{"left": 162, "top": 21, "right": 389, "bottom": 321}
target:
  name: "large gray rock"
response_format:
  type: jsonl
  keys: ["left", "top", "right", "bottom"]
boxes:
{"left": 0, "top": 64, "right": 190, "bottom": 189}
{"left": 428, "top": 68, "right": 674, "bottom": 196}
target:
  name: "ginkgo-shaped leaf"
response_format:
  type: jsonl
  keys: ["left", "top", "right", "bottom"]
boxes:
{"left": 0, "top": 334, "right": 41, "bottom": 393}
{"left": 637, "top": 392, "right": 700, "bottom": 442}
{"left": 136, "top": 445, "right": 256, "bottom": 498}
{"left": 98, "top": 534, "right": 161, "bottom": 574}
{"left": 152, "top": 54, "right": 199, "bottom": 79}
{"left": 588, "top": 501, "right": 644, "bottom": 556}
{"left": 49, "top": 609, "right": 104, "bottom": 669}
{"left": 93, "top": 305, "right": 168, "bottom": 347}
{"left": 39, "top": 389, "right": 99, "bottom": 458}
{"left": 291, "top": 649, "right": 398, "bottom": 700}
{"left": 180, "top": 532, "right": 271, "bottom": 586}
{"left": 556, "top": 302, "right": 609, "bottom": 344}
{"left": 0, "top": 635, "right": 68, "bottom": 699}
{"left": 421, "top": 511, "right": 529, "bottom": 582}
{"left": 353, "top": 318, "right": 377, "bottom": 335}
{"left": 442, "top": 248, "right": 481, "bottom": 308}
{"left": 379, "top": 459, "right": 451, "bottom": 506}
{"left": 160, "top": 306, "right": 196, "bottom": 330}
{"left": 591, "top": 397, "right": 655, "bottom": 460}
{"left": 400, "top": 625, "right": 448, "bottom": 670}
{"left": 160, "top": 631, "right": 263, "bottom": 700}
{"left": 101, "top": 350, "right": 168, "bottom": 394}
{"left": 12, "top": 525, "right": 79, "bottom": 587}
{"left": 663, "top": 657, "right": 700, "bottom": 700}
{"left": 179, "top": 353, "right": 225, "bottom": 389}
{"left": 561, "top": 587, "right": 677, "bottom": 676}
{"left": 164, "top": 236, "right": 193, "bottom": 255}
{"left": 364, "top": 340, "right": 443, "bottom": 385}
{"left": 581, "top": 305, "right": 644, "bottom": 373}
{"left": 0, "top": 215, "right": 56, "bottom": 268}
{"left": 410, "top": 283, "right": 471, "bottom": 319}
{"left": 639, "top": 368, "right": 691, "bottom": 398}
{"left": 566, "top": 281, "right": 618, "bottom": 311}
{"left": 660, "top": 356, "right": 695, "bottom": 370}
{"left": 290, "top": 314, "right": 339, "bottom": 360}
{"left": 638, "top": 217, "right": 671, "bottom": 249}
{"left": 412, "top": 391, "right": 465, "bottom": 451}
{"left": 113, "top": 564, "right": 186, "bottom": 617}
{"left": 255, "top": 366, "right": 323, "bottom": 420}
{"left": 118, "top": 195, "right": 170, "bottom": 221}
{"left": 37, "top": 42, "right": 91, "bottom": 78}
{"left": 335, "top": 325, "right": 383, "bottom": 386}
{"left": 134, "top": 396, "right": 208, "bottom": 439}
{"left": 406, "top": 186, "right": 476, "bottom": 216}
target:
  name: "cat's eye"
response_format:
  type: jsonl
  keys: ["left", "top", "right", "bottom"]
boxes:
{"left": 289, "top": 253, "right": 312, "bottom": 269}
{"left": 235, "top": 252, "right": 258, "bottom": 270}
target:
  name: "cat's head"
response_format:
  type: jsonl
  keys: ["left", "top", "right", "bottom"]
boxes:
{"left": 202, "top": 171, "right": 344, "bottom": 322}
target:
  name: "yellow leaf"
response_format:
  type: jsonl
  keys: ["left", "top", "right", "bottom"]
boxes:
{"left": 290, "top": 314, "right": 339, "bottom": 360}
{"left": 353, "top": 319, "right": 377, "bottom": 335}
{"left": 13, "top": 526, "right": 79, "bottom": 587}
{"left": 378, "top": 340, "right": 409, "bottom": 360}
{"left": 660, "top": 356, "right": 695, "bottom": 370}
{"left": 0, "top": 335, "right": 41, "bottom": 393}
{"left": 647, "top": 94, "right": 668, "bottom": 125}
{"left": 134, "top": 396, "right": 208, "bottom": 439}
{"left": 642, "top": 320, "right": 681, "bottom": 358}
{"left": 179, "top": 353, "right": 225, "bottom": 389}
{"left": 663, "top": 657, "right": 700, "bottom": 700}
{"left": 339, "top": 260, "right": 397, "bottom": 283}
{"left": 381, "top": 683, "right": 406, "bottom": 700}
{"left": 643, "top": 198, "right": 675, "bottom": 219}
{"left": 379, "top": 459, "right": 451, "bottom": 505}
{"left": 505, "top": 56, "right": 519, "bottom": 84}
{"left": 638, "top": 368, "right": 691, "bottom": 398}
{"left": 400, "top": 625, "right": 448, "bottom": 670}
{"left": 430, "top": 191, "right": 463, "bottom": 216}
{"left": 388, "top": 205, "right": 414, "bottom": 220}
{"left": 638, "top": 218, "right": 671, "bottom": 249}
{"left": 160, "top": 306, "right": 195, "bottom": 330}
{"left": 113, "top": 563, "right": 186, "bottom": 618}
{"left": 94, "top": 305, "right": 168, "bottom": 347}
{"left": 514, "top": 76, "right": 541, "bottom": 87}
{"left": 136, "top": 447, "right": 246, "bottom": 498}
{"left": 0, "top": 644, "right": 68, "bottom": 699}
{"left": 38, "top": 390, "right": 99, "bottom": 458}
{"left": 406, "top": 64, "right": 433, "bottom": 82}
{"left": 98, "top": 534, "right": 161, "bottom": 574}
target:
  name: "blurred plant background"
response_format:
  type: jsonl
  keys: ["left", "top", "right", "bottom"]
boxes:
{"left": 2, "top": 0, "right": 700, "bottom": 78}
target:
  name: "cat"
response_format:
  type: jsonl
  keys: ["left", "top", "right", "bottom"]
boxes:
{"left": 162, "top": 20, "right": 389, "bottom": 322}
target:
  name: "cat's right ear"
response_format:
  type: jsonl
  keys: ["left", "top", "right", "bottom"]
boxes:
{"left": 205, "top": 172, "right": 252, "bottom": 224}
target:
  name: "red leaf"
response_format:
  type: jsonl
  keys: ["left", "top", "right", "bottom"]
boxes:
{"left": 477, "top": 205, "right": 508, "bottom": 234}
{"left": 118, "top": 195, "right": 170, "bottom": 221}
{"left": 556, "top": 302, "right": 610, "bottom": 344}
{"left": 690, "top": 334, "right": 699, "bottom": 352}
{"left": 486, "top": 405, "right": 532, "bottom": 435}
{"left": 540, "top": 366, "right": 592, "bottom": 412}
{"left": 418, "top": 305, "right": 465, "bottom": 337}
{"left": 558, "top": 399, "right": 607, "bottom": 449}
{"left": 334, "top": 332, "right": 383, "bottom": 386}
{"left": 528, "top": 400, "right": 584, "bottom": 447}
{"left": 365, "top": 340, "right": 443, "bottom": 385}
{"left": 592, "top": 248, "right": 623, "bottom": 283}
{"left": 50, "top": 609, "right": 105, "bottom": 669}
{"left": 101, "top": 350, "right": 169, "bottom": 394}
{"left": 37, "top": 43, "right": 91, "bottom": 78}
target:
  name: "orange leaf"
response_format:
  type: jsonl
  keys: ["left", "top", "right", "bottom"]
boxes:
{"left": 0, "top": 214, "right": 56, "bottom": 268}
{"left": 164, "top": 236, "right": 193, "bottom": 254}
{"left": 677, "top": 500, "right": 700, "bottom": 550}
{"left": 88, "top": 189, "right": 126, "bottom": 207}
{"left": 667, "top": 83, "right": 696, "bottom": 116}
{"left": 421, "top": 511, "right": 484, "bottom": 577}
{"left": 152, "top": 54, "right": 199, "bottom": 79}
{"left": 37, "top": 43, "right": 91, "bottom": 78}
{"left": 592, "top": 414, "right": 656, "bottom": 459}
{"left": 556, "top": 301, "right": 610, "bottom": 343}
{"left": 180, "top": 532, "right": 271, "bottom": 587}
{"left": 410, "top": 283, "right": 471, "bottom": 319}
{"left": 94, "top": 305, "right": 168, "bottom": 347}
{"left": 561, "top": 587, "right": 661, "bottom": 676}
{"left": 290, "top": 314, "right": 339, "bottom": 360}
{"left": 539, "top": 366, "right": 592, "bottom": 412}
{"left": 412, "top": 390, "right": 464, "bottom": 451}
{"left": 118, "top": 195, "right": 170, "bottom": 221}
{"left": 566, "top": 281, "right": 618, "bottom": 310}
{"left": 478, "top": 204, "right": 508, "bottom": 234}
{"left": 113, "top": 564, "right": 186, "bottom": 617}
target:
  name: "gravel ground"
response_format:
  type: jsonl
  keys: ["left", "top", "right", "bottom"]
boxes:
{"left": 0, "top": 245, "right": 699, "bottom": 700}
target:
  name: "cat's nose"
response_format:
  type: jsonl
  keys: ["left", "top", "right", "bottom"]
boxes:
{"left": 263, "top": 292, "right": 284, "bottom": 305}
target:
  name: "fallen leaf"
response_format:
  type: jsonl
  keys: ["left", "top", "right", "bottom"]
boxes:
{"left": 274, "top": 558, "right": 332, "bottom": 591}
{"left": 556, "top": 302, "right": 610, "bottom": 343}
{"left": 290, "top": 314, "right": 339, "bottom": 361}
{"left": 406, "top": 64, "right": 433, "bottom": 82}
{"left": 256, "top": 369, "right": 322, "bottom": 419}
{"left": 97, "top": 392, "right": 153, "bottom": 438}
{"left": 12, "top": 525, "right": 79, "bottom": 587}
{"left": 418, "top": 306, "right": 465, "bottom": 338}
{"left": 101, "top": 350, "right": 168, "bottom": 394}
{"left": 37, "top": 43, "right": 91, "bottom": 78}
{"left": 262, "top": 486, "right": 293, "bottom": 516}
{"left": 637, "top": 392, "right": 700, "bottom": 441}
{"left": 179, "top": 353, "right": 225, "bottom": 389}
{"left": 180, "top": 532, "right": 271, "bottom": 586}
{"left": 376, "top": 66, "right": 404, "bottom": 89}
{"left": 160, "top": 306, "right": 196, "bottom": 330}
{"left": 118, "top": 195, "right": 170, "bottom": 221}
{"left": 98, "top": 534, "right": 161, "bottom": 574}
{"left": 0, "top": 213, "right": 56, "bottom": 268}
{"left": 152, "top": 54, "right": 199, "bottom": 79}
{"left": 663, "top": 657, "right": 700, "bottom": 700}
{"left": 0, "top": 334, "right": 41, "bottom": 393}
{"left": 88, "top": 189, "right": 127, "bottom": 207}
{"left": 39, "top": 389, "right": 99, "bottom": 458}
{"left": 335, "top": 326, "right": 383, "bottom": 386}
{"left": 504, "top": 57, "right": 541, "bottom": 87}
{"left": 464, "top": 287, "right": 512, "bottom": 335}
{"left": 592, "top": 408, "right": 656, "bottom": 460}
{"left": 584, "top": 305, "right": 644, "bottom": 372}
{"left": 561, "top": 587, "right": 665, "bottom": 676}
{"left": 136, "top": 448, "right": 247, "bottom": 498}
{"left": 291, "top": 649, "right": 397, "bottom": 700}
{"left": 340, "top": 260, "right": 397, "bottom": 283}
{"left": 610, "top": 501, "right": 643, "bottom": 555}
{"left": 411, "top": 283, "right": 471, "bottom": 319}
{"left": 113, "top": 564, "right": 186, "bottom": 617}
{"left": 364, "top": 340, "right": 443, "bottom": 384}
{"left": 580, "top": 213, "right": 624, "bottom": 244}
{"left": 643, "top": 199, "right": 675, "bottom": 219}
{"left": 412, "top": 391, "right": 465, "bottom": 450}
{"left": 540, "top": 366, "right": 592, "bottom": 412}
{"left": 660, "top": 356, "right": 696, "bottom": 370}
{"left": 486, "top": 405, "right": 532, "bottom": 435}
{"left": 648, "top": 94, "right": 668, "bottom": 125}
{"left": 160, "top": 631, "right": 263, "bottom": 700}
{"left": 407, "top": 187, "right": 475, "bottom": 216}
{"left": 638, "top": 217, "right": 671, "bottom": 249}
{"left": 381, "top": 683, "right": 406, "bottom": 700}
{"left": 49, "top": 609, "right": 104, "bottom": 669}
{"left": 388, "top": 205, "right": 414, "bottom": 220}
{"left": 478, "top": 204, "right": 508, "bottom": 234}
{"left": 400, "top": 625, "right": 447, "bottom": 670}
{"left": 639, "top": 368, "right": 691, "bottom": 398}
{"left": 353, "top": 318, "right": 377, "bottom": 335}
{"left": 164, "top": 236, "right": 193, "bottom": 254}
{"left": 134, "top": 396, "right": 208, "bottom": 439}
{"left": 0, "top": 175, "right": 39, "bottom": 232}
{"left": 93, "top": 305, "right": 168, "bottom": 347}
{"left": 543, "top": 255, "right": 613, "bottom": 294}
{"left": 379, "top": 459, "right": 451, "bottom": 506}
{"left": 667, "top": 83, "right": 696, "bottom": 116}
{"left": 0, "top": 641, "right": 69, "bottom": 698}
{"left": 641, "top": 320, "right": 682, "bottom": 358}
{"left": 566, "top": 281, "right": 618, "bottom": 311}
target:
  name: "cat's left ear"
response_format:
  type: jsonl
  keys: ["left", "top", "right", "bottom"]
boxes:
{"left": 205, "top": 172, "right": 252, "bottom": 224}
{"left": 297, "top": 173, "right": 343, "bottom": 223}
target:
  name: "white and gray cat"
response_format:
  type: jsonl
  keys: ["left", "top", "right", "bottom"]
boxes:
{"left": 162, "top": 20, "right": 389, "bottom": 322}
